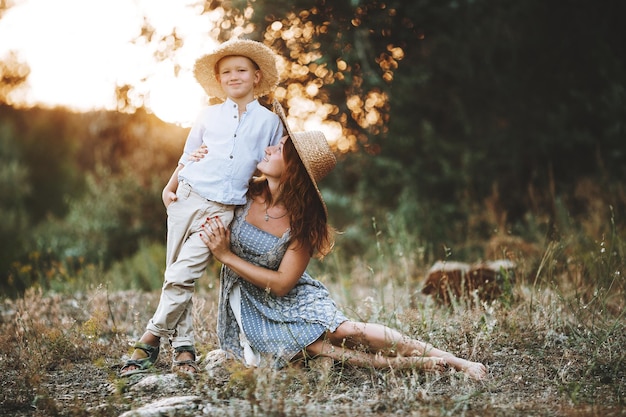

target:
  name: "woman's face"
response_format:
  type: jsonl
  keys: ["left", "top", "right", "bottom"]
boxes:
{"left": 257, "top": 135, "right": 288, "bottom": 178}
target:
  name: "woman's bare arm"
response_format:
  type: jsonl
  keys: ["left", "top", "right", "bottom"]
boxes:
{"left": 201, "top": 217, "right": 311, "bottom": 297}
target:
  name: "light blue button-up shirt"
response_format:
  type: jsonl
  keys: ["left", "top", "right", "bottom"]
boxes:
{"left": 178, "top": 98, "right": 283, "bottom": 205}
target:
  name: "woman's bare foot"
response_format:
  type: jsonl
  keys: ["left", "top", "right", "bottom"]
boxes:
{"left": 437, "top": 355, "right": 488, "bottom": 380}
{"left": 462, "top": 361, "right": 488, "bottom": 380}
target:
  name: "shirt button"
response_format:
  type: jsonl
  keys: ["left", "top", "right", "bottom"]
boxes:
{"left": 230, "top": 155, "right": 233, "bottom": 159}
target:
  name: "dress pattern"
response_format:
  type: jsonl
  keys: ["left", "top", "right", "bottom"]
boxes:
{"left": 217, "top": 199, "right": 348, "bottom": 368}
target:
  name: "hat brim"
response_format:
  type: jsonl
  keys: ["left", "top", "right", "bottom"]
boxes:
{"left": 194, "top": 39, "right": 279, "bottom": 99}
{"left": 273, "top": 99, "right": 335, "bottom": 220}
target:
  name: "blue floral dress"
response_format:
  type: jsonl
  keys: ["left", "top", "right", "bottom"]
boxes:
{"left": 217, "top": 199, "right": 348, "bottom": 368}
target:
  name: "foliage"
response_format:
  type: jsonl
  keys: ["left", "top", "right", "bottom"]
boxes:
{"left": 234, "top": 0, "right": 626, "bottom": 249}
{"left": 4, "top": 167, "right": 167, "bottom": 295}
{"left": 0, "top": 50, "right": 29, "bottom": 106}
{"left": 0, "top": 120, "right": 30, "bottom": 289}
{"left": 0, "top": 106, "right": 186, "bottom": 295}
{"left": 103, "top": 241, "right": 167, "bottom": 292}
{"left": 13, "top": 107, "right": 84, "bottom": 220}
{"left": 1, "top": 0, "right": 626, "bottom": 297}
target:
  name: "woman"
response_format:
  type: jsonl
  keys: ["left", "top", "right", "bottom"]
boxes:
{"left": 199, "top": 100, "right": 488, "bottom": 380}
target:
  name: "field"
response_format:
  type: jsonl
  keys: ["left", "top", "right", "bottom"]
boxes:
{"left": 1, "top": 219, "right": 625, "bottom": 416}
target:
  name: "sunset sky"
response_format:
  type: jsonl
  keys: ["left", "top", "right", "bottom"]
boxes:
{"left": 0, "top": 0, "right": 221, "bottom": 125}
{"left": 0, "top": 0, "right": 345, "bottom": 144}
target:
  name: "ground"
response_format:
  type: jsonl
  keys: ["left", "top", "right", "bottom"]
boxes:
{"left": 1, "top": 287, "right": 624, "bottom": 416}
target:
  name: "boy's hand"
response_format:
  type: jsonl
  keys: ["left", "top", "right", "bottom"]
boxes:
{"left": 163, "top": 189, "right": 178, "bottom": 208}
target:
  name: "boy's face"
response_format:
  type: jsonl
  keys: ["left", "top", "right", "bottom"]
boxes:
{"left": 216, "top": 56, "right": 261, "bottom": 101}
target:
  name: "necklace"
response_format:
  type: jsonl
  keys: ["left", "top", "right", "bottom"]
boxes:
{"left": 264, "top": 202, "right": 288, "bottom": 222}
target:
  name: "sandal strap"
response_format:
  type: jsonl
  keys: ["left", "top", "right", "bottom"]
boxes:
{"left": 121, "top": 359, "right": 150, "bottom": 370}
{"left": 119, "top": 357, "right": 155, "bottom": 376}
{"left": 134, "top": 342, "right": 160, "bottom": 361}
{"left": 174, "top": 345, "right": 196, "bottom": 360}
{"left": 135, "top": 342, "right": 159, "bottom": 354}
{"left": 119, "top": 342, "right": 160, "bottom": 377}
{"left": 172, "top": 359, "right": 201, "bottom": 373}
{"left": 174, "top": 345, "right": 196, "bottom": 354}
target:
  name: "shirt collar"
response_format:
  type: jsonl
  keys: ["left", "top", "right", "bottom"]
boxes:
{"left": 224, "top": 97, "right": 259, "bottom": 112}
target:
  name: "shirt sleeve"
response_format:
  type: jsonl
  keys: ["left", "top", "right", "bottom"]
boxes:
{"left": 269, "top": 114, "right": 284, "bottom": 146}
{"left": 178, "top": 107, "right": 209, "bottom": 166}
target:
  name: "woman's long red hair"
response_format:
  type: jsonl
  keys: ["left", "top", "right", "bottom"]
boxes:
{"left": 249, "top": 139, "right": 334, "bottom": 259}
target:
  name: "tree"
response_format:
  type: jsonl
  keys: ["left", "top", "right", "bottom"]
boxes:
{"left": 0, "top": 51, "right": 29, "bottom": 106}
{"left": 0, "top": 117, "right": 30, "bottom": 293}
{"left": 235, "top": 0, "right": 626, "bottom": 246}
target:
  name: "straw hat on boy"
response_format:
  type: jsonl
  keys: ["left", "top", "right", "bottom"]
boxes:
{"left": 193, "top": 38, "right": 279, "bottom": 99}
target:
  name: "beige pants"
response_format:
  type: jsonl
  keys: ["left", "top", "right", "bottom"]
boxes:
{"left": 147, "top": 181, "right": 235, "bottom": 348}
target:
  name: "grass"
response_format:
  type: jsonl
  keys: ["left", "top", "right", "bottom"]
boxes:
{"left": 0, "top": 209, "right": 624, "bottom": 416}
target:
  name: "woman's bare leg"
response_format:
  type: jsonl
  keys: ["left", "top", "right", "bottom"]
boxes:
{"left": 327, "top": 321, "right": 488, "bottom": 380}
{"left": 305, "top": 338, "right": 447, "bottom": 372}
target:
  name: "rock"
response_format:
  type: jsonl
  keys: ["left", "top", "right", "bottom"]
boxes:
{"left": 203, "top": 349, "right": 234, "bottom": 383}
{"left": 129, "top": 373, "right": 191, "bottom": 396}
{"left": 118, "top": 395, "right": 202, "bottom": 417}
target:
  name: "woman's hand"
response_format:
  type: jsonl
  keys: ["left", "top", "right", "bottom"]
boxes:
{"left": 188, "top": 144, "right": 208, "bottom": 162}
{"left": 200, "top": 217, "right": 232, "bottom": 262}
{"left": 200, "top": 215, "right": 311, "bottom": 297}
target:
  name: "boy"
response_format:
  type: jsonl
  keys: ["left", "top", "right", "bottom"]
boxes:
{"left": 120, "top": 39, "right": 283, "bottom": 376}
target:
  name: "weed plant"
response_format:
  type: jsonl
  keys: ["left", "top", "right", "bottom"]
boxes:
{"left": 0, "top": 204, "right": 624, "bottom": 416}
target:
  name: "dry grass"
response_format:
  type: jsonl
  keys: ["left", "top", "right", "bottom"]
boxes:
{"left": 1, "top": 256, "right": 624, "bottom": 416}
{"left": 1, "top": 202, "right": 625, "bottom": 416}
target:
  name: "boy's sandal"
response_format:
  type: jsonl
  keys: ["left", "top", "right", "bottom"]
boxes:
{"left": 172, "top": 345, "right": 201, "bottom": 375}
{"left": 119, "top": 342, "right": 160, "bottom": 377}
